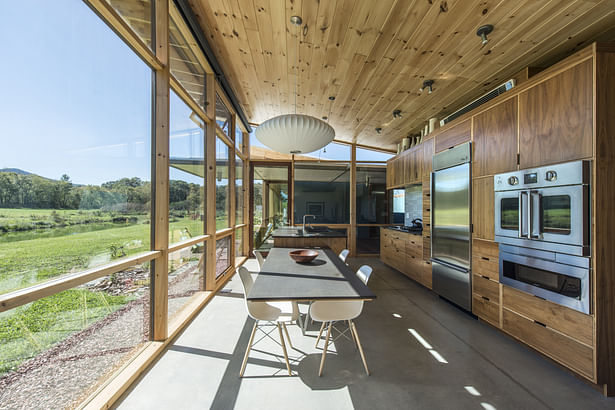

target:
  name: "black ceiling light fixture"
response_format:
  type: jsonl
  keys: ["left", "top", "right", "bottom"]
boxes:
{"left": 393, "top": 109, "right": 402, "bottom": 119}
{"left": 375, "top": 127, "right": 382, "bottom": 134}
{"left": 419, "top": 80, "right": 434, "bottom": 94}
{"left": 476, "top": 24, "right": 494, "bottom": 45}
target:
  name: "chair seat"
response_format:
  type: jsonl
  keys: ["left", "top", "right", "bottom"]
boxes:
{"left": 247, "top": 300, "right": 299, "bottom": 322}
{"left": 309, "top": 300, "right": 363, "bottom": 322}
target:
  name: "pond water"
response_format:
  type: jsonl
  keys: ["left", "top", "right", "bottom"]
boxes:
{"left": 0, "top": 221, "right": 138, "bottom": 243}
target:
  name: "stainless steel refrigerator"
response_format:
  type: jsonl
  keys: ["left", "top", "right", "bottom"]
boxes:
{"left": 431, "top": 142, "right": 472, "bottom": 311}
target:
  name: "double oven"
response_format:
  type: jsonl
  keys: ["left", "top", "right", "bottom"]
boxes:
{"left": 494, "top": 160, "right": 591, "bottom": 314}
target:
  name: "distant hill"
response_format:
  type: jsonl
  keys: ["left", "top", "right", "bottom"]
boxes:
{"left": 0, "top": 168, "right": 33, "bottom": 175}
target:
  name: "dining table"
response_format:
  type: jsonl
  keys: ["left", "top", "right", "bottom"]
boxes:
{"left": 247, "top": 247, "right": 376, "bottom": 302}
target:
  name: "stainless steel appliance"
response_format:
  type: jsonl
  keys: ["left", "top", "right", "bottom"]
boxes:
{"left": 494, "top": 160, "right": 591, "bottom": 314}
{"left": 494, "top": 160, "right": 590, "bottom": 256}
{"left": 431, "top": 142, "right": 472, "bottom": 311}
{"left": 499, "top": 244, "right": 590, "bottom": 314}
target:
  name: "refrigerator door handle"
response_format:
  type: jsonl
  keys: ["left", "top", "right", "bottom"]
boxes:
{"left": 431, "top": 258, "right": 469, "bottom": 273}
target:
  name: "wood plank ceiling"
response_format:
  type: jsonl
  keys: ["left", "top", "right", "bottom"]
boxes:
{"left": 187, "top": 0, "right": 615, "bottom": 150}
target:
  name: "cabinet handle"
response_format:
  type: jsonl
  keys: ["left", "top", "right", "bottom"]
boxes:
{"left": 481, "top": 296, "right": 490, "bottom": 301}
{"left": 534, "top": 320, "right": 547, "bottom": 328}
{"left": 482, "top": 275, "right": 490, "bottom": 280}
{"left": 481, "top": 256, "right": 490, "bottom": 261}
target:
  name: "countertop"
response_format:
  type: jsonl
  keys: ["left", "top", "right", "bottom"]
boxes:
{"left": 384, "top": 226, "right": 423, "bottom": 236}
{"left": 272, "top": 227, "right": 347, "bottom": 238}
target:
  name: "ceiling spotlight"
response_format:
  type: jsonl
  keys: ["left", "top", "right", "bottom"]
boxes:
{"left": 329, "top": 96, "right": 336, "bottom": 101}
{"left": 393, "top": 109, "right": 402, "bottom": 119}
{"left": 419, "top": 80, "right": 434, "bottom": 94}
{"left": 476, "top": 24, "right": 493, "bottom": 45}
{"left": 290, "top": 15, "right": 303, "bottom": 26}
{"left": 375, "top": 127, "right": 382, "bottom": 134}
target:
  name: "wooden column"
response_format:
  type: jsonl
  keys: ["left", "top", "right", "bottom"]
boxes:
{"left": 243, "top": 131, "right": 250, "bottom": 257}
{"left": 151, "top": 0, "right": 169, "bottom": 341}
{"left": 349, "top": 144, "right": 357, "bottom": 256}
{"left": 205, "top": 73, "right": 217, "bottom": 291}
{"left": 229, "top": 114, "right": 236, "bottom": 265}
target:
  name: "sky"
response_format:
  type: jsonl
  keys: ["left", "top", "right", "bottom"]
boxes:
{"left": 0, "top": 0, "right": 152, "bottom": 186}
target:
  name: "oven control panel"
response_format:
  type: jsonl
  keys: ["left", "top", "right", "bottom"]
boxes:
{"left": 494, "top": 160, "right": 589, "bottom": 191}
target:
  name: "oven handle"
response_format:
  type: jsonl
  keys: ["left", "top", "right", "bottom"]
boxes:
{"left": 527, "top": 189, "right": 532, "bottom": 239}
{"left": 518, "top": 190, "right": 529, "bottom": 238}
{"left": 530, "top": 190, "right": 542, "bottom": 238}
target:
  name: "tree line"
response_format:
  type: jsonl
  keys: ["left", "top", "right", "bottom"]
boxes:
{"left": 0, "top": 172, "right": 224, "bottom": 213}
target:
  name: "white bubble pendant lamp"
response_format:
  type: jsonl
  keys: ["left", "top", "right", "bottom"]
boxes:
{"left": 255, "top": 114, "right": 335, "bottom": 154}
{"left": 254, "top": 15, "right": 335, "bottom": 155}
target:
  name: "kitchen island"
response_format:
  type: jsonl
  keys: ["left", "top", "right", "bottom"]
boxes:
{"left": 271, "top": 227, "right": 347, "bottom": 255}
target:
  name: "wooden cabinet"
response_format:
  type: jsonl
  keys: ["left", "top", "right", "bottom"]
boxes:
{"left": 472, "top": 239, "right": 499, "bottom": 281}
{"left": 434, "top": 119, "right": 471, "bottom": 153}
{"left": 472, "top": 176, "right": 495, "bottom": 241}
{"left": 472, "top": 239, "right": 501, "bottom": 327}
{"left": 518, "top": 59, "right": 593, "bottom": 168}
{"left": 386, "top": 144, "right": 424, "bottom": 188}
{"left": 422, "top": 177, "right": 431, "bottom": 262}
{"left": 422, "top": 138, "right": 434, "bottom": 176}
{"left": 502, "top": 285, "right": 595, "bottom": 380}
{"left": 473, "top": 97, "right": 518, "bottom": 177}
{"left": 380, "top": 228, "right": 431, "bottom": 289}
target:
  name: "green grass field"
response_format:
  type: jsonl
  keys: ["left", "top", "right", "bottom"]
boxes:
{"left": 0, "top": 207, "right": 230, "bottom": 377}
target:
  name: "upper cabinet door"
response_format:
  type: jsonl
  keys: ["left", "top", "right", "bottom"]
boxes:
{"left": 435, "top": 119, "right": 471, "bottom": 153}
{"left": 423, "top": 138, "right": 434, "bottom": 176}
{"left": 518, "top": 60, "right": 593, "bottom": 169}
{"left": 473, "top": 97, "right": 518, "bottom": 177}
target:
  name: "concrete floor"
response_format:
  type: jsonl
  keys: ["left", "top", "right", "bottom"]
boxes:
{"left": 116, "top": 258, "right": 614, "bottom": 410}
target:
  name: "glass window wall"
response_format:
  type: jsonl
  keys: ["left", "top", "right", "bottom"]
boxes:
{"left": 294, "top": 163, "right": 350, "bottom": 224}
{"left": 235, "top": 155, "right": 244, "bottom": 225}
{"left": 215, "top": 138, "right": 230, "bottom": 230}
{"left": 356, "top": 166, "right": 388, "bottom": 224}
{"left": 169, "top": 91, "right": 205, "bottom": 244}
{"left": 215, "top": 94, "right": 232, "bottom": 136}
{"left": 215, "top": 236, "right": 231, "bottom": 278}
{"left": 169, "top": 6, "right": 208, "bottom": 111}
{"left": 106, "top": 0, "right": 153, "bottom": 48}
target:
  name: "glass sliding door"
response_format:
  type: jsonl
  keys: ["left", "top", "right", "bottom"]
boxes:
{"left": 250, "top": 163, "right": 291, "bottom": 251}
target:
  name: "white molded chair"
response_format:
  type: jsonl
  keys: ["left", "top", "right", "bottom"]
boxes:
{"left": 253, "top": 250, "right": 265, "bottom": 270}
{"left": 237, "top": 266, "right": 299, "bottom": 377}
{"left": 338, "top": 249, "right": 349, "bottom": 263}
{"left": 356, "top": 265, "right": 372, "bottom": 285}
{"left": 310, "top": 299, "right": 369, "bottom": 376}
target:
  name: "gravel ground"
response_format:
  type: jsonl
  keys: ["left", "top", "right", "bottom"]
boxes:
{"left": 0, "top": 261, "right": 203, "bottom": 409}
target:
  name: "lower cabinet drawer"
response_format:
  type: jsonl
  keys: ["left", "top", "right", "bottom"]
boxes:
{"left": 502, "top": 286, "right": 593, "bottom": 347}
{"left": 472, "top": 274, "right": 500, "bottom": 303}
{"left": 503, "top": 309, "right": 594, "bottom": 380}
{"left": 421, "top": 261, "right": 432, "bottom": 289}
{"left": 473, "top": 295, "right": 500, "bottom": 327}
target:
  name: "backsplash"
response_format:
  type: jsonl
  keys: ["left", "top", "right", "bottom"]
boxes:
{"left": 404, "top": 184, "right": 422, "bottom": 226}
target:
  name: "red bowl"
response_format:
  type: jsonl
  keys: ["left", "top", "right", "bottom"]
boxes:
{"left": 289, "top": 249, "right": 319, "bottom": 263}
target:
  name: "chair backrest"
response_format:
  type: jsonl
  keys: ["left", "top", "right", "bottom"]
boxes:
{"left": 309, "top": 300, "right": 364, "bottom": 322}
{"left": 253, "top": 250, "right": 265, "bottom": 270}
{"left": 356, "top": 265, "right": 372, "bottom": 285}
{"left": 238, "top": 266, "right": 254, "bottom": 296}
{"left": 339, "top": 249, "right": 349, "bottom": 263}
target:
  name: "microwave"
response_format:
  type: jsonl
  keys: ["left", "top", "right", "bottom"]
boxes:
{"left": 493, "top": 160, "right": 590, "bottom": 256}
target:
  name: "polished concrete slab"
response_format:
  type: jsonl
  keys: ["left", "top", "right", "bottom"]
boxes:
{"left": 116, "top": 258, "right": 614, "bottom": 410}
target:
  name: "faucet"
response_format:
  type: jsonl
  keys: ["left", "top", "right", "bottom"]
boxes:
{"left": 302, "top": 214, "right": 316, "bottom": 235}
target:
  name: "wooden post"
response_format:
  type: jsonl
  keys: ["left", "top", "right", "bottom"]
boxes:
{"left": 349, "top": 144, "right": 357, "bottom": 256}
{"left": 229, "top": 114, "right": 236, "bottom": 265}
{"left": 243, "top": 131, "right": 250, "bottom": 257}
{"left": 205, "top": 73, "right": 217, "bottom": 290}
{"left": 151, "top": 0, "right": 170, "bottom": 341}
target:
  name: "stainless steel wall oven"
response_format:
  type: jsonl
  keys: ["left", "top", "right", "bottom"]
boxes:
{"left": 494, "top": 160, "right": 591, "bottom": 314}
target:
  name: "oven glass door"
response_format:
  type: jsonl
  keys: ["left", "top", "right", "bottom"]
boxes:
{"left": 536, "top": 185, "right": 587, "bottom": 246}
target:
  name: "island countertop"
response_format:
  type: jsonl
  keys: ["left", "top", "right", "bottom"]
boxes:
{"left": 271, "top": 227, "right": 347, "bottom": 238}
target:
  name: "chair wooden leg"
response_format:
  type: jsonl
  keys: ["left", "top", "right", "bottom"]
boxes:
{"left": 350, "top": 321, "right": 370, "bottom": 376}
{"left": 348, "top": 320, "right": 357, "bottom": 345}
{"left": 278, "top": 323, "right": 292, "bottom": 376}
{"left": 282, "top": 322, "right": 293, "bottom": 349}
{"left": 319, "top": 322, "right": 332, "bottom": 377}
{"left": 315, "top": 321, "right": 326, "bottom": 347}
{"left": 240, "top": 321, "right": 258, "bottom": 377}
